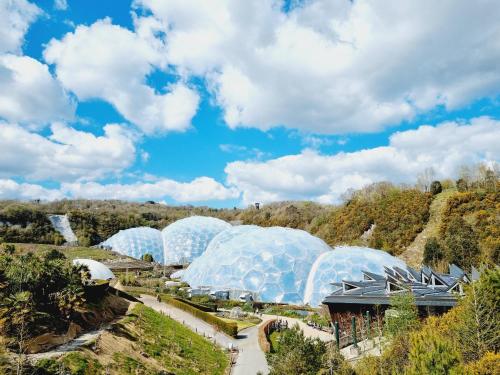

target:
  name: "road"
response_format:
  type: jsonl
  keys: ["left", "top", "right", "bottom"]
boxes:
{"left": 139, "top": 294, "right": 271, "bottom": 375}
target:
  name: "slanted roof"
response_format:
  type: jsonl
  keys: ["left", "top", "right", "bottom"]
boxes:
{"left": 323, "top": 264, "right": 476, "bottom": 309}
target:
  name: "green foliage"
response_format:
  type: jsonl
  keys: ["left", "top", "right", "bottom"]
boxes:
{"left": 267, "top": 325, "right": 327, "bottom": 375}
{"left": 440, "top": 191, "right": 499, "bottom": 265}
{"left": 454, "top": 268, "right": 500, "bottom": 362}
{"left": 423, "top": 237, "right": 444, "bottom": 266}
{"left": 442, "top": 215, "right": 480, "bottom": 269}
{"left": 406, "top": 328, "right": 463, "bottom": 374}
{"left": 384, "top": 292, "right": 419, "bottom": 338}
{"left": 0, "top": 203, "right": 60, "bottom": 244}
{"left": 141, "top": 253, "right": 154, "bottom": 263}
{"left": 161, "top": 294, "right": 237, "bottom": 337}
{"left": 0, "top": 247, "right": 88, "bottom": 345}
{"left": 131, "top": 304, "right": 228, "bottom": 374}
{"left": 430, "top": 180, "right": 443, "bottom": 195}
{"left": 311, "top": 184, "right": 432, "bottom": 254}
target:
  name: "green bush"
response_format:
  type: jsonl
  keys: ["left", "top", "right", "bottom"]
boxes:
{"left": 161, "top": 295, "right": 237, "bottom": 337}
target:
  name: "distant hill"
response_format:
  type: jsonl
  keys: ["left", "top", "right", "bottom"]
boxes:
{"left": 1, "top": 179, "right": 498, "bottom": 268}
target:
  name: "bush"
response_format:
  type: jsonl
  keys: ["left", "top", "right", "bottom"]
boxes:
{"left": 161, "top": 295, "right": 237, "bottom": 337}
{"left": 406, "top": 328, "right": 463, "bottom": 375}
{"left": 423, "top": 237, "right": 444, "bottom": 265}
{"left": 430, "top": 180, "right": 443, "bottom": 195}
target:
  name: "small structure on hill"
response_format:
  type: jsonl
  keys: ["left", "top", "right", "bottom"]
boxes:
{"left": 323, "top": 264, "right": 478, "bottom": 323}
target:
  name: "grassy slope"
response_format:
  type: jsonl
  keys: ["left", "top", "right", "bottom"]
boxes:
{"left": 399, "top": 189, "right": 456, "bottom": 267}
{"left": 33, "top": 304, "right": 229, "bottom": 375}
{"left": 10, "top": 242, "right": 121, "bottom": 261}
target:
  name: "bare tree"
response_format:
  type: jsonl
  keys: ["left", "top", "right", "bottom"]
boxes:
{"left": 416, "top": 167, "right": 435, "bottom": 192}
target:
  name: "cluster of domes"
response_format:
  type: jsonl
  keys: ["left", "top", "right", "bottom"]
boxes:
{"left": 99, "top": 216, "right": 406, "bottom": 306}
{"left": 183, "top": 226, "right": 332, "bottom": 304}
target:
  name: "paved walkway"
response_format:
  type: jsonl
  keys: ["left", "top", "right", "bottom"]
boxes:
{"left": 261, "top": 314, "right": 334, "bottom": 342}
{"left": 140, "top": 295, "right": 270, "bottom": 375}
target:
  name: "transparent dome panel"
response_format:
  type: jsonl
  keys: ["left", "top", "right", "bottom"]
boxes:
{"left": 182, "top": 226, "right": 331, "bottom": 304}
{"left": 162, "top": 216, "right": 231, "bottom": 265}
{"left": 303, "top": 246, "right": 407, "bottom": 307}
{"left": 100, "top": 227, "right": 164, "bottom": 264}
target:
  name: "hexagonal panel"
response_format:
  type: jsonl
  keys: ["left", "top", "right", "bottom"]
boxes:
{"left": 303, "top": 246, "right": 407, "bottom": 307}
{"left": 100, "top": 227, "right": 164, "bottom": 264}
{"left": 162, "top": 216, "right": 231, "bottom": 265}
{"left": 182, "top": 226, "right": 331, "bottom": 304}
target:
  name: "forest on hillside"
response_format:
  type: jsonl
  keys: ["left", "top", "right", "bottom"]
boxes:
{"left": 0, "top": 165, "right": 498, "bottom": 269}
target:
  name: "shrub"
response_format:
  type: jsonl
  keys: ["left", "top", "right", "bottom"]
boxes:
{"left": 430, "top": 180, "right": 443, "bottom": 195}
{"left": 258, "top": 319, "right": 276, "bottom": 353}
{"left": 384, "top": 292, "right": 419, "bottom": 338}
{"left": 406, "top": 328, "right": 463, "bottom": 375}
{"left": 423, "top": 237, "right": 444, "bottom": 265}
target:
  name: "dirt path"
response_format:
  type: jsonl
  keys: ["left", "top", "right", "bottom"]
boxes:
{"left": 26, "top": 327, "right": 107, "bottom": 362}
{"left": 399, "top": 189, "right": 455, "bottom": 267}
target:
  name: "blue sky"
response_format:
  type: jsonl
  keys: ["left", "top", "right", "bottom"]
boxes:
{"left": 0, "top": 0, "right": 499, "bottom": 207}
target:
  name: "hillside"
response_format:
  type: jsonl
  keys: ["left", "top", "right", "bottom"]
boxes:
{"left": 0, "top": 179, "right": 498, "bottom": 268}
{"left": 29, "top": 304, "right": 229, "bottom": 375}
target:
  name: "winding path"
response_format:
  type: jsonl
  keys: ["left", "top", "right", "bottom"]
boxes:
{"left": 139, "top": 294, "right": 271, "bottom": 375}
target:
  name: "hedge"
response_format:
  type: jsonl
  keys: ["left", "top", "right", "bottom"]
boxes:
{"left": 258, "top": 319, "right": 277, "bottom": 353}
{"left": 161, "top": 294, "right": 238, "bottom": 337}
{"left": 172, "top": 296, "right": 217, "bottom": 312}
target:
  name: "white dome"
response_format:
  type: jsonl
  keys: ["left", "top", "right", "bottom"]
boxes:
{"left": 100, "top": 227, "right": 164, "bottom": 264}
{"left": 303, "top": 246, "right": 407, "bottom": 307}
{"left": 182, "top": 226, "right": 331, "bottom": 304}
{"left": 72, "top": 258, "right": 115, "bottom": 280}
{"left": 162, "top": 216, "right": 231, "bottom": 265}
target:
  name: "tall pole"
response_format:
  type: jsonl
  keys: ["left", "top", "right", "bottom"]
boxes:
{"left": 334, "top": 321, "right": 340, "bottom": 350}
{"left": 366, "top": 311, "right": 371, "bottom": 340}
{"left": 351, "top": 316, "right": 358, "bottom": 348}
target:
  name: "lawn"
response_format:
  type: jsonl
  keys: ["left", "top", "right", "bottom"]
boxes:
{"left": 9, "top": 242, "right": 121, "bottom": 261}
{"left": 32, "top": 304, "right": 229, "bottom": 375}
{"left": 218, "top": 316, "right": 262, "bottom": 331}
{"left": 130, "top": 304, "right": 229, "bottom": 374}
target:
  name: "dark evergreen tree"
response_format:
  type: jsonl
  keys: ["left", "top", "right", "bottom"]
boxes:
{"left": 443, "top": 216, "right": 480, "bottom": 269}
{"left": 430, "top": 180, "right": 442, "bottom": 195}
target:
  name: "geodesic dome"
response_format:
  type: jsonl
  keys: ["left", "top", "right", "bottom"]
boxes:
{"left": 162, "top": 216, "right": 231, "bottom": 265}
{"left": 72, "top": 258, "right": 115, "bottom": 280}
{"left": 100, "top": 227, "right": 164, "bottom": 264}
{"left": 182, "top": 226, "right": 331, "bottom": 304}
{"left": 303, "top": 246, "right": 407, "bottom": 307}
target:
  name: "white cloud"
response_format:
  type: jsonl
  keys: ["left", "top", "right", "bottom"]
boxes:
{"left": 44, "top": 18, "right": 199, "bottom": 134}
{"left": 225, "top": 117, "right": 500, "bottom": 205}
{"left": 0, "top": 122, "right": 136, "bottom": 181}
{"left": 0, "top": 0, "right": 40, "bottom": 54}
{"left": 0, "top": 54, "right": 75, "bottom": 127}
{"left": 0, "top": 176, "right": 238, "bottom": 202}
{"left": 61, "top": 177, "right": 238, "bottom": 202}
{"left": 54, "top": 0, "right": 68, "bottom": 11}
{"left": 134, "top": 0, "right": 500, "bottom": 134}
{"left": 0, "top": 179, "right": 63, "bottom": 201}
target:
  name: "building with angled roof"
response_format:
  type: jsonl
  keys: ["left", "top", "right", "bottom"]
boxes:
{"left": 323, "top": 264, "right": 477, "bottom": 322}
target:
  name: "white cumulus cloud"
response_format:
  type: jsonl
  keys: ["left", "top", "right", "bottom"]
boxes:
{"left": 44, "top": 18, "right": 199, "bottom": 134}
{"left": 134, "top": 0, "right": 500, "bottom": 134}
{"left": 61, "top": 177, "right": 239, "bottom": 202}
{"left": 0, "top": 54, "right": 75, "bottom": 127}
{"left": 225, "top": 117, "right": 500, "bottom": 205}
{"left": 0, "top": 0, "right": 40, "bottom": 54}
{"left": 0, "top": 122, "right": 136, "bottom": 181}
